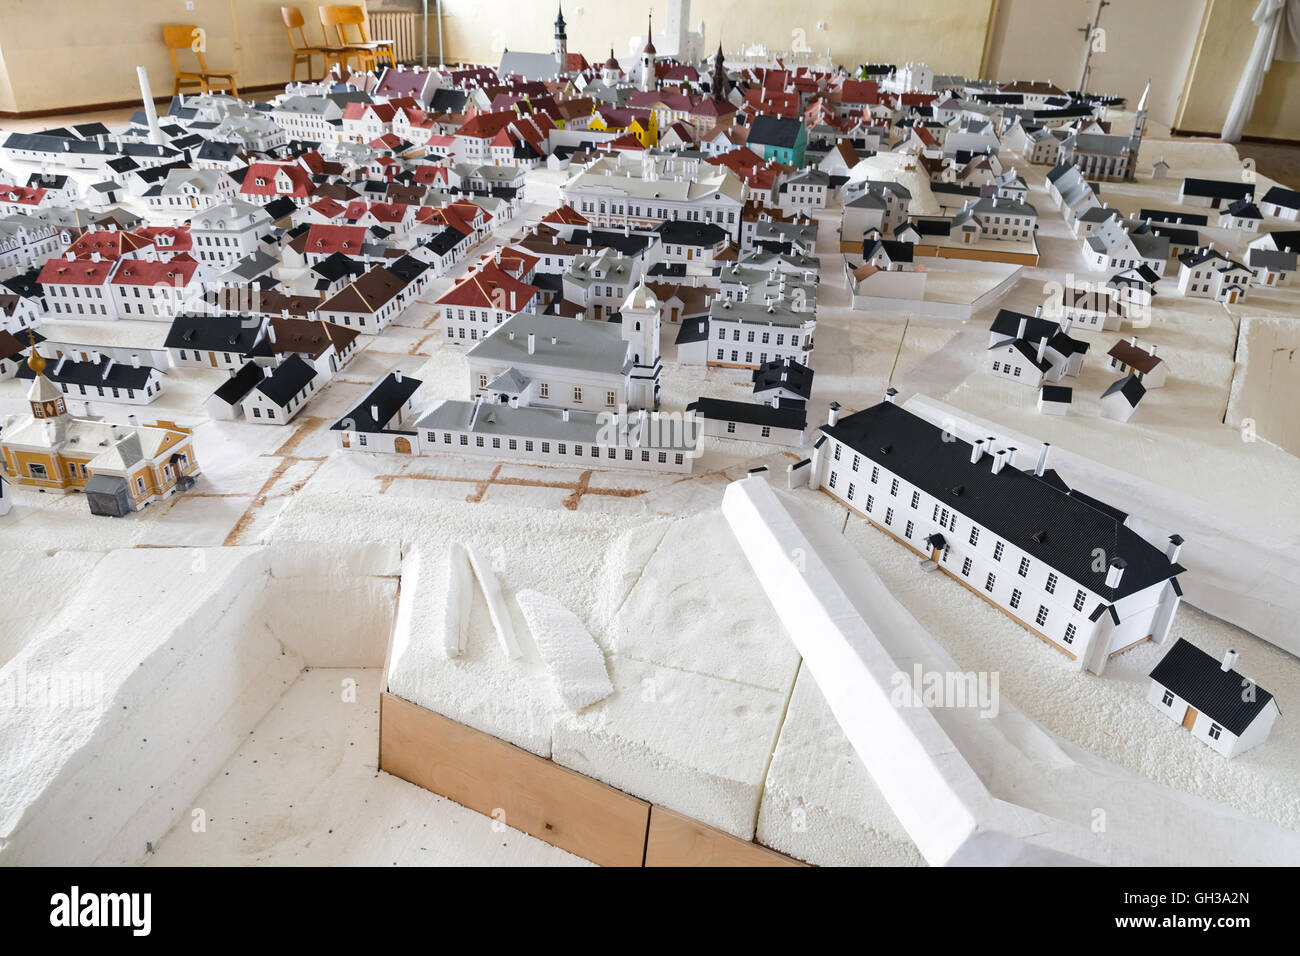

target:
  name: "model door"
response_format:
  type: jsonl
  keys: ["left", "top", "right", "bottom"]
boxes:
{"left": 1181, "top": 706, "right": 1198, "bottom": 730}
{"left": 210, "top": 352, "right": 219, "bottom": 367}
{"left": 394, "top": 437, "right": 412, "bottom": 454}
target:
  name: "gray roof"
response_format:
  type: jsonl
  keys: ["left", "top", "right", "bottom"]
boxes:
{"left": 466, "top": 312, "right": 630, "bottom": 377}
{"left": 416, "top": 398, "right": 696, "bottom": 451}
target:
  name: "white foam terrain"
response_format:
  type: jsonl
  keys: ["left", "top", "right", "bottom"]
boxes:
{"left": 515, "top": 590, "right": 614, "bottom": 712}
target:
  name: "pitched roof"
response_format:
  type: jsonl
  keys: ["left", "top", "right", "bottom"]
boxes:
{"left": 1149, "top": 639, "right": 1276, "bottom": 736}
{"left": 822, "top": 401, "right": 1182, "bottom": 601}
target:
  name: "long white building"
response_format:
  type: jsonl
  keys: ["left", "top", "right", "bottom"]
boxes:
{"left": 560, "top": 153, "right": 745, "bottom": 240}
{"left": 808, "top": 394, "right": 1184, "bottom": 675}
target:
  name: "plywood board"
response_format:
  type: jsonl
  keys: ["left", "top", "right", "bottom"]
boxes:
{"left": 645, "top": 805, "right": 807, "bottom": 867}
{"left": 379, "top": 692, "right": 650, "bottom": 866}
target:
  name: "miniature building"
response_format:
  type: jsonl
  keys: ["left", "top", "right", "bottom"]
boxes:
{"left": 332, "top": 370, "right": 423, "bottom": 453}
{"left": 0, "top": 347, "right": 199, "bottom": 516}
{"left": 686, "top": 396, "right": 807, "bottom": 446}
{"left": 1148, "top": 640, "right": 1280, "bottom": 759}
{"left": 808, "top": 395, "right": 1184, "bottom": 675}
{"left": 1099, "top": 374, "right": 1146, "bottom": 422}
{"left": 1107, "top": 337, "right": 1167, "bottom": 388}
{"left": 1037, "top": 384, "right": 1072, "bottom": 415}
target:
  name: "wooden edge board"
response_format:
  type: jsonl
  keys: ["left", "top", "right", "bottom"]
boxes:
{"left": 645, "top": 805, "right": 808, "bottom": 867}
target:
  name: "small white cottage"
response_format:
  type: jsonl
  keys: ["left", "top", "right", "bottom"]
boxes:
{"left": 1148, "top": 638, "right": 1280, "bottom": 759}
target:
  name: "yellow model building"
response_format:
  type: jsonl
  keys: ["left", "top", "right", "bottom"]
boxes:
{"left": 0, "top": 345, "right": 200, "bottom": 517}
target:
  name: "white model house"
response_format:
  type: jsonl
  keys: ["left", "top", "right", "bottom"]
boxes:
{"left": 1259, "top": 185, "right": 1300, "bottom": 221}
{"left": 1176, "top": 246, "right": 1252, "bottom": 303}
{"left": 1107, "top": 337, "right": 1168, "bottom": 388}
{"left": 239, "top": 354, "right": 320, "bottom": 425}
{"left": 1148, "top": 640, "right": 1280, "bottom": 759}
{"left": 986, "top": 309, "right": 1089, "bottom": 387}
{"left": 807, "top": 394, "right": 1185, "bottom": 676}
{"left": 190, "top": 200, "right": 274, "bottom": 272}
{"left": 701, "top": 296, "right": 816, "bottom": 370}
{"left": 15, "top": 352, "right": 165, "bottom": 405}
{"left": 332, "top": 370, "right": 423, "bottom": 453}
{"left": 466, "top": 282, "right": 663, "bottom": 413}
{"left": 1037, "top": 384, "right": 1072, "bottom": 415}
{"left": 1099, "top": 375, "right": 1147, "bottom": 422}
{"left": 686, "top": 396, "right": 807, "bottom": 447}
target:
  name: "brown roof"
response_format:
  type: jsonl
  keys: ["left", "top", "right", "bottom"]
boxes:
{"left": 1107, "top": 340, "right": 1162, "bottom": 374}
{"left": 320, "top": 266, "right": 406, "bottom": 315}
{"left": 267, "top": 317, "right": 359, "bottom": 359}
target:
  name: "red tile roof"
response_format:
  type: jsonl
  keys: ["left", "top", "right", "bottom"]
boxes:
{"left": 38, "top": 257, "right": 115, "bottom": 285}
{"left": 436, "top": 260, "right": 537, "bottom": 309}
{"left": 304, "top": 224, "right": 368, "bottom": 255}
{"left": 111, "top": 258, "right": 198, "bottom": 287}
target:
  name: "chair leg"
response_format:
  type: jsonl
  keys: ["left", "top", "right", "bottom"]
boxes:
{"left": 290, "top": 54, "right": 298, "bottom": 83}
{"left": 173, "top": 76, "right": 181, "bottom": 96}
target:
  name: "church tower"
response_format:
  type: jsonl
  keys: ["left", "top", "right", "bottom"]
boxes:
{"left": 710, "top": 43, "right": 727, "bottom": 102}
{"left": 1127, "top": 80, "right": 1150, "bottom": 180}
{"left": 602, "top": 48, "right": 622, "bottom": 85}
{"left": 24, "top": 342, "right": 69, "bottom": 444}
{"left": 639, "top": 13, "right": 657, "bottom": 93}
{"left": 554, "top": 4, "right": 568, "bottom": 76}
{"left": 620, "top": 279, "right": 662, "bottom": 410}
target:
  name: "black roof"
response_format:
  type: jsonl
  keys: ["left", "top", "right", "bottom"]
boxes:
{"left": 1149, "top": 639, "right": 1276, "bottom": 735}
{"left": 1261, "top": 185, "right": 1300, "bottom": 209}
{"left": 212, "top": 360, "right": 264, "bottom": 404}
{"left": 687, "top": 397, "right": 807, "bottom": 431}
{"left": 263, "top": 196, "right": 298, "bottom": 222}
{"left": 165, "top": 314, "right": 264, "bottom": 353}
{"left": 16, "top": 354, "right": 157, "bottom": 390}
{"left": 1039, "top": 384, "right": 1073, "bottom": 403}
{"left": 863, "top": 238, "right": 914, "bottom": 263}
{"left": 1138, "top": 207, "right": 1207, "bottom": 227}
{"left": 1181, "top": 177, "right": 1252, "bottom": 201}
{"left": 254, "top": 353, "right": 317, "bottom": 406}
{"left": 752, "top": 357, "right": 814, "bottom": 399}
{"left": 675, "top": 317, "right": 710, "bottom": 345}
{"left": 331, "top": 372, "right": 423, "bottom": 432}
{"left": 822, "top": 401, "right": 1183, "bottom": 601}
{"left": 654, "top": 220, "right": 728, "bottom": 246}
{"left": 1101, "top": 374, "right": 1146, "bottom": 406}
{"left": 312, "top": 251, "right": 365, "bottom": 283}
{"left": 386, "top": 254, "right": 430, "bottom": 285}
{"left": 748, "top": 114, "right": 803, "bottom": 149}
{"left": 1261, "top": 229, "right": 1300, "bottom": 254}
{"left": 567, "top": 229, "right": 653, "bottom": 257}
{"left": 420, "top": 227, "right": 466, "bottom": 256}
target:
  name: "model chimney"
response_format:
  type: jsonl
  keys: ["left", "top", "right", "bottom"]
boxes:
{"left": 1221, "top": 649, "right": 1238, "bottom": 672}
{"left": 1166, "top": 533, "right": 1184, "bottom": 563}
{"left": 1105, "top": 557, "right": 1126, "bottom": 589}
{"left": 827, "top": 401, "right": 841, "bottom": 426}
{"left": 884, "top": 387, "right": 897, "bottom": 404}
{"left": 394, "top": 368, "right": 403, "bottom": 383}
{"left": 1016, "top": 315, "right": 1028, "bottom": 340}
{"left": 1036, "top": 337, "right": 1048, "bottom": 363}
{"left": 527, "top": 332, "right": 536, "bottom": 355}
{"left": 370, "top": 403, "right": 381, "bottom": 422}
{"left": 991, "top": 448, "right": 1007, "bottom": 475}
{"left": 1034, "top": 442, "right": 1051, "bottom": 477}
{"left": 970, "top": 438, "right": 986, "bottom": 464}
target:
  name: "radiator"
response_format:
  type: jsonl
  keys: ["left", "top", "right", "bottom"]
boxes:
{"left": 368, "top": 11, "right": 421, "bottom": 64}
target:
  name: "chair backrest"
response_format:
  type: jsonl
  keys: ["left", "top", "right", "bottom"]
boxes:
{"left": 162, "top": 24, "right": 207, "bottom": 74}
{"left": 282, "top": 6, "right": 309, "bottom": 50}
{"left": 318, "top": 5, "right": 347, "bottom": 45}
{"left": 331, "top": 5, "right": 371, "bottom": 44}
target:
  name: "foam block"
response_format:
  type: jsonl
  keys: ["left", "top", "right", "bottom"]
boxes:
{"left": 443, "top": 543, "right": 474, "bottom": 659}
{"left": 515, "top": 590, "right": 614, "bottom": 712}
{"left": 466, "top": 545, "right": 523, "bottom": 661}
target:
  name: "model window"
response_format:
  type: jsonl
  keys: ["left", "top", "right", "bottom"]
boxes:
{"left": 905, "top": 520, "right": 914, "bottom": 539}
{"left": 658, "top": 452, "right": 667, "bottom": 463}
{"left": 870, "top": 465, "right": 879, "bottom": 484}
{"left": 1010, "top": 588, "right": 1022, "bottom": 609}
{"left": 890, "top": 478, "right": 899, "bottom": 496}
{"left": 828, "top": 472, "right": 837, "bottom": 489}
{"left": 885, "top": 507, "right": 894, "bottom": 525}
{"left": 28, "top": 462, "right": 48, "bottom": 480}
{"left": 834, "top": 445, "right": 841, "bottom": 461}
{"left": 1073, "top": 589, "right": 1086, "bottom": 611}
{"left": 476, "top": 436, "right": 485, "bottom": 447}
{"left": 539, "top": 383, "right": 549, "bottom": 398}
{"left": 910, "top": 490, "right": 920, "bottom": 509}
{"left": 1045, "top": 573, "right": 1058, "bottom": 595}
{"left": 572, "top": 387, "right": 582, "bottom": 403}
{"left": 1208, "top": 723, "right": 1222, "bottom": 740}
{"left": 851, "top": 454, "right": 860, "bottom": 472}
{"left": 865, "top": 494, "right": 874, "bottom": 513}
{"left": 1018, "top": 557, "right": 1030, "bottom": 577}
{"left": 761, "top": 426, "right": 771, "bottom": 437}
{"left": 1064, "top": 623, "right": 1077, "bottom": 645}
{"left": 985, "top": 573, "right": 996, "bottom": 593}
{"left": 993, "top": 541, "right": 1005, "bottom": 561}
{"left": 1035, "top": 605, "right": 1048, "bottom": 626}
{"left": 459, "top": 435, "right": 468, "bottom": 445}
{"left": 961, "top": 557, "right": 972, "bottom": 577}
{"left": 969, "top": 527, "right": 979, "bottom": 546}
{"left": 727, "top": 421, "right": 736, "bottom": 433}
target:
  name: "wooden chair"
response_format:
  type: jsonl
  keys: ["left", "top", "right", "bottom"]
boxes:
{"left": 162, "top": 24, "right": 239, "bottom": 96}
{"left": 283, "top": 6, "right": 337, "bottom": 82}
{"left": 320, "top": 5, "right": 397, "bottom": 72}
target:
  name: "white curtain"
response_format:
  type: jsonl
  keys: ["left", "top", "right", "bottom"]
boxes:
{"left": 1222, "top": 0, "right": 1300, "bottom": 141}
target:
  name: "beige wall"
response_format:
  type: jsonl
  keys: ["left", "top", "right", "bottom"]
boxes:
{"left": 1174, "top": 0, "right": 1300, "bottom": 140}
{"left": 438, "top": 0, "right": 995, "bottom": 77}
{"left": 984, "top": 0, "right": 1206, "bottom": 129}
{"left": 0, "top": 0, "right": 1295, "bottom": 143}
{"left": 0, "top": 0, "right": 435, "bottom": 113}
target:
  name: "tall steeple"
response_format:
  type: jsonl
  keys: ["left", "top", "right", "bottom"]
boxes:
{"left": 639, "top": 12, "right": 657, "bottom": 92}
{"left": 554, "top": 4, "right": 568, "bottom": 75}
{"left": 1127, "top": 80, "right": 1150, "bottom": 181}
{"left": 710, "top": 42, "right": 727, "bottom": 102}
